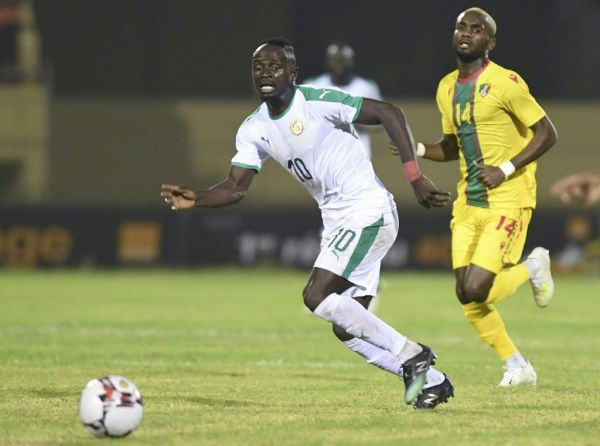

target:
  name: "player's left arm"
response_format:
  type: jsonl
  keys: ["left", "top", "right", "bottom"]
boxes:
{"left": 356, "top": 98, "right": 451, "bottom": 208}
{"left": 507, "top": 115, "right": 558, "bottom": 170}
{"left": 355, "top": 99, "right": 416, "bottom": 163}
{"left": 475, "top": 74, "right": 558, "bottom": 189}
{"left": 475, "top": 115, "right": 557, "bottom": 189}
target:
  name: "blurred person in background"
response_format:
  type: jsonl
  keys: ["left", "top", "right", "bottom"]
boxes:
{"left": 162, "top": 37, "right": 456, "bottom": 410}
{"left": 0, "top": 0, "right": 23, "bottom": 82}
{"left": 304, "top": 42, "right": 382, "bottom": 159}
{"left": 551, "top": 171, "right": 600, "bottom": 207}
{"left": 554, "top": 215, "right": 595, "bottom": 274}
{"left": 393, "top": 7, "right": 557, "bottom": 387}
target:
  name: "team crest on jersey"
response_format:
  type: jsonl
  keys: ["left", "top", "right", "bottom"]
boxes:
{"left": 509, "top": 73, "right": 519, "bottom": 83}
{"left": 479, "top": 83, "right": 491, "bottom": 97}
{"left": 290, "top": 119, "right": 303, "bottom": 135}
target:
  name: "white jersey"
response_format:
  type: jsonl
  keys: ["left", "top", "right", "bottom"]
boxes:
{"left": 306, "top": 74, "right": 382, "bottom": 102}
{"left": 232, "top": 85, "right": 394, "bottom": 224}
{"left": 304, "top": 74, "right": 382, "bottom": 158}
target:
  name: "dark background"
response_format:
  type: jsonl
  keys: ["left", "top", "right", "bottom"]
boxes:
{"left": 33, "top": 0, "right": 600, "bottom": 99}
{"left": 2, "top": 1, "right": 598, "bottom": 269}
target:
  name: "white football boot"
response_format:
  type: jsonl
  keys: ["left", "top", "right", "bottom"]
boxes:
{"left": 527, "top": 247, "right": 554, "bottom": 308}
{"left": 498, "top": 361, "right": 537, "bottom": 387}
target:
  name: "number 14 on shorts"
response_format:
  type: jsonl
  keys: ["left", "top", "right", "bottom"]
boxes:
{"left": 495, "top": 215, "right": 518, "bottom": 236}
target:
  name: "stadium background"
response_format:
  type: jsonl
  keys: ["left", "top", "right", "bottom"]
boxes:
{"left": 1, "top": 0, "right": 599, "bottom": 271}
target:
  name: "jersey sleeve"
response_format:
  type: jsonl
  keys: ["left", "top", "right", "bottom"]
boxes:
{"left": 436, "top": 79, "right": 455, "bottom": 135}
{"left": 298, "top": 85, "right": 364, "bottom": 124}
{"left": 342, "top": 93, "right": 364, "bottom": 123}
{"left": 323, "top": 90, "right": 363, "bottom": 123}
{"left": 500, "top": 73, "right": 546, "bottom": 128}
{"left": 231, "top": 122, "right": 270, "bottom": 172}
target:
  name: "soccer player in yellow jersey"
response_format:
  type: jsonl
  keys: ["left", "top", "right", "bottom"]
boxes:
{"left": 415, "top": 7, "right": 558, "bottom": 386}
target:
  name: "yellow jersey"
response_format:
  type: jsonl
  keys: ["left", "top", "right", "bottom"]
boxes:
{"left": 436, "top": 60, "right": 546, "bottom": 209}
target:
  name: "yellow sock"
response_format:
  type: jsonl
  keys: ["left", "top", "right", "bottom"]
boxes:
{"left": 486, "top": 264, "right": 529, "bottom": 304}
{"left": 463, "top": 302, "right": 517, "bottom": 361}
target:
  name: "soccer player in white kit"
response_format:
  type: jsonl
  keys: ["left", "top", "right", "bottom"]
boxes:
{"left": 161, "top": 38, "right": 454, "bottom": 409}
{"left": 305, "top": 42, "right": 382, "bottom": 158}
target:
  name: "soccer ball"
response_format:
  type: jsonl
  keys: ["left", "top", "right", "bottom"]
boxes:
{"left": 79, "top": 375, "right": 144, "bottom": 437}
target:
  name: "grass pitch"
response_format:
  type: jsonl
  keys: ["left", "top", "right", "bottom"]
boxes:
{"left": 1, "top": 268, "right": 599, "bottom": 446}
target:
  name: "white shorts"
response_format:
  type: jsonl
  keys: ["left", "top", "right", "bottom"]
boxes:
{"left": 314, "top": 208, "right": 399, "bottom": 298}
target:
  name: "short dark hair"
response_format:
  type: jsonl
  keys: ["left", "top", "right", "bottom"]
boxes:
{"left": 255, "top": 37, "right": 296, "bottom": 67}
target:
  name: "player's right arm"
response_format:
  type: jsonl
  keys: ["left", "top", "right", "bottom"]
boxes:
{"left": 420, "top": 134, "right": 460, "bottom": 161}
{"left": 424, "top": 78, "right": 461, "bottom": 162}
{"left": 161, "top": 166, "right": 256, "bottom": 211}
{"left": 391, "top": 134, "right": 460, "bottom": 161}
{"left": 389, "top": 77, "right": 460, "bottom": 162}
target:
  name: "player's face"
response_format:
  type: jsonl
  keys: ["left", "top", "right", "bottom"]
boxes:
{"left": 252, "top": 44, "right": 297, "bottom": 101}
{"left": 453, "top": 11, "right": 495, "bottom": 62}
{"left": 326, "top": 52, "right": 353, "bottom": 77}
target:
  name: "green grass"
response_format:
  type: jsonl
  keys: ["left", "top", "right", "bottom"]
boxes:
{"left": 1, "top": 268, "right": 599, "bottom": 445}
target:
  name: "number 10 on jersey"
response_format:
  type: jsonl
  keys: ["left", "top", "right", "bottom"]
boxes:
{"left": 288, "top": 158, "right": 313, "bottom": 182}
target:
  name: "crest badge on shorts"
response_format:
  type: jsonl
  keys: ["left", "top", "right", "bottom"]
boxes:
{"left": 290, "top": 119, "right": 303, "bottom": 135}
{"left": 479, "top": 83, "right": 491, "bottom": 97}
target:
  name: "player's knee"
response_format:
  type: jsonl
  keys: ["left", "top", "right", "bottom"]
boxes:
{"left": 455, "top": 282, "right": 472, "bottom": 304}
{"left": 463, "top": 279, "right": 490, "bottom": 304}
{"left": 353, "top": 295, "right": 372, "bottom": 310}
{"left": 302, "top": 284, "right": 325, "bottom": 312}
{"left": 332, "top": 324, "right": 352, "bottom": 342}
{"left": 455, "top": 289, "right": 471, "bottom": 304}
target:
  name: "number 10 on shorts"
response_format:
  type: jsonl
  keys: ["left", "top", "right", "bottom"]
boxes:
{"left": 328, "top": 229, "right": 357, "bottom": 258}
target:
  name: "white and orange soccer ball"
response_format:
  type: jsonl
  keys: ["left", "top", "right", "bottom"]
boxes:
{"left": 79, "top": 375, "right": 144, "bottom": 437}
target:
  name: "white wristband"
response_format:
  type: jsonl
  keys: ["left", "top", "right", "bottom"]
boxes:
{"left": 499, "top": 161, "right": 516, "bottom": 178}
{"left": 416, "top": 142, "right": 426, "bottom": 158}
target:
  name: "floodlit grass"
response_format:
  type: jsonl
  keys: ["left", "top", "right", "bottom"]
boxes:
{"left": 1, "top": 268, "right": 599, "bottom": 445}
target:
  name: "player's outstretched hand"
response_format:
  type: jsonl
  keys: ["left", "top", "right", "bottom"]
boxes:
{"left": 473, "top": 158, "right": 504, "bottom": 189}
{"left": 410, "top": 175, "right": 452, "bottom": 209}
{"left": 550, "top": 172, "right": 600, "bottom": 207}
{"left": 161, "top": 184, "right": 197, "bottom": 211}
